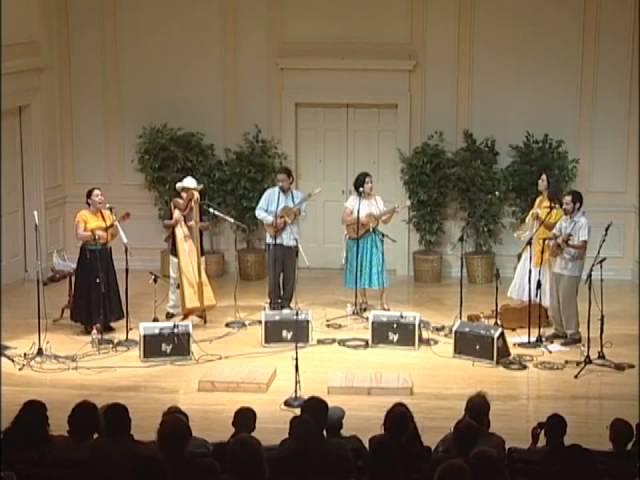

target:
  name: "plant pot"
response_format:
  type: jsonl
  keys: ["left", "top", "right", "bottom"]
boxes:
{"left": 413, "top": 250, "right": 442, "bottom": 283}
{"left": 160, "top": 249, "right": 170, "bottom": 278}
{"left": 238, "top": 247, "right": 266, "bottom": 281}
{"left": 464, "top": 252, "right": 495, "bottom": 284}
{"left": 205, "top": 251, "right": 225, "bottom": 278}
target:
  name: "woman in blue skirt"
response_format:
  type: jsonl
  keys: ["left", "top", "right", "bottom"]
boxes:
{"left": 342, "top": 172, "right": 400, "bottom": 312}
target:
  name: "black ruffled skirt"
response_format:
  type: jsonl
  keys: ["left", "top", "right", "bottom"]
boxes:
{"left": 71, "top": 244, "right": 124, "bottom": 328}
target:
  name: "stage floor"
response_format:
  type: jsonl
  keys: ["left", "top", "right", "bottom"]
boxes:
{"left": 1, "top": 270, "right": 638, "bottom": 450}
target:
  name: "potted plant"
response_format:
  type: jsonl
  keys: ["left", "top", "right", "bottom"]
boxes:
{"left": 218, "top": 126, "right": 285, "bottom": 281}
{"left": 400, "top": 131, "right": 451, "bottom": 283}
{"left": 134, "top": 123, "right": 224, "bottom": 277}
{"left": 451, "top": 130, "right": 505, "bottom": 284}
{"left": 503, "top": 131, "right": 578, "bottom": 227}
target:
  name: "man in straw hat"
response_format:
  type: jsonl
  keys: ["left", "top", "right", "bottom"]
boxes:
{"left": 163, "top": 176, "right": 208, "bottom": 319}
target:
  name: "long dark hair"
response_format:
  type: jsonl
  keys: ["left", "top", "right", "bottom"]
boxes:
{"left": 353, "top": 171, "right": 372, "bottom": 194}
{"left": 538, "top": 172, "right": 561, "bottom": 207}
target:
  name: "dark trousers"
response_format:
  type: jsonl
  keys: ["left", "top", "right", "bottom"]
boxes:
{"left": 267, "top": 244, "right": 297, "bottom": 309}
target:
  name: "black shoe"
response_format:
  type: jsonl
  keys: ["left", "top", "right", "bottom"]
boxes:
{"left": 83, "top": 325, "right": 93, "bottom": 335}
{"left": 560, "top": 336, "right": 582, "bottom": 347}
{"left": 544, "top": 332, "right": 567, "bottom": 342}
{"left": 103, "top": 324, "right": 116, "bottom": 333}
{"left": 165, "top": 312, "right": 177, "bottom": 320}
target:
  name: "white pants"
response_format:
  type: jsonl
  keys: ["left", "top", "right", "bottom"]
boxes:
{"left": 167, "top": 255, "right": 181, "bottom": 314}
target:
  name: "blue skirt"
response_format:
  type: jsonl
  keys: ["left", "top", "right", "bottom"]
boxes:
{"left": 344, "top": 231, "right": 389, "bottom": 289}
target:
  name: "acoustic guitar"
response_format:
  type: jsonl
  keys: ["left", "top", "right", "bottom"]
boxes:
{"left": 345, "top": 201, "right": 410, "bottom": 240}
{"left": 549, "top": 219, "right": 576, "bottom": 258}
{"left": 263, "top": 187, "right": 321, "bottom": 237}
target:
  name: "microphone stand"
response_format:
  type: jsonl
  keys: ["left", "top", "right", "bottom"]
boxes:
{"left": 325, "top": 191, "right": 367, "bottom": 324}
{"left": 493, "top": 268, "right": 501, "bottom": 327}
{"left": 515, "top": 208, "right": 553, "bottom": 349}
{"left": 535, "top": 236, "right": 547, "bottom": 344}
{"left": 202, "top": 202, "right": 250, "bottom": 327}
{"left": 573, "top": 223, "right": 628, "bottom": 377}
{"left": 114, "top": 218, "right": 137, "bottom": 349}
{"left": 283, "top": 307, "right": 305, "bottom": 408}
{"left": 21, "top": 212, "right": 65, "bottom": 368}
{"left": 270, "top": 188, "right": 282, "bottom": 311}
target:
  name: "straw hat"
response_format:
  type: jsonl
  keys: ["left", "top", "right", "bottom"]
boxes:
{"left": 175, "top": 176, "right": 202, "bottom": 192}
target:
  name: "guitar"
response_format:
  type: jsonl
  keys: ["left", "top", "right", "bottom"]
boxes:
{"left": 263, "top": 187, "right": 321, "bottom": 237}
{"left": 345, "top": 201, "right": 410, "bottom": 240}
{"left": 549, "top": 219, "right": 576, "bottom": 258}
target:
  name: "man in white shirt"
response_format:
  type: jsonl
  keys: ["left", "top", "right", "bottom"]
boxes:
{"left": 255, "top": 166, "right": 305, "bottom": 310}
{"left": 545, "top": 190, "right": 590, "bottom": 346}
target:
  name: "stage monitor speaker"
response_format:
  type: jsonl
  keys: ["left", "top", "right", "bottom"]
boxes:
{"left": 262, "top": 309, "right": 311, "bottom": 346}
{"left": 452, "top": 320, "right": 510, "bottom": 364}
{"left": 139, "top": 321, "right": 192, "bottom": 361}
{"left": 370, "top": 310, "right": 421, "bottom": 349}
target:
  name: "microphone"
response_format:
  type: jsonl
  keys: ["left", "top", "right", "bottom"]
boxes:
{"left": 203, "top": 204, "right": 237, "bottom": 225}
{"left": 495, "top": 267, "right": 501, "bottom": 283}
{"left": 358, "top": 187, "right": 364, "bottom": 196}
{"left": 33, "top": 210, "right": 39, "bottom": 227}
{"left": 595, "top": 256, "right": 607, "bottom": 266}
{"left": 604, "top": 221, "right": 613, "bottom": 234}
{"left": 106, "top": 204, "right": 115, "bottom": 212}
{"left": 277, "top": 181, "right": 284, "bottom": 191}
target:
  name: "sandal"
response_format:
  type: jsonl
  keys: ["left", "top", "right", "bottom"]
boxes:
{"left": 380, "top": 303, "right": 390, "bottom": 311}
{"left": 358, "top": 300, "right": 369, "bottom": 312}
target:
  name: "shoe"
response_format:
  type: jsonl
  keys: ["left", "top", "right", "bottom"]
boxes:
{"left": 380, "top": 303, "right": 390, "bottom": 311}
{"left": 165, "top": 312, "right": 177, "bottom": 320}
{"left": 359, "top": 300, "right": 369, "bottom": 312}
{"left": 103, "top": 324, "right": 115, "bottom": 333}
{"left": 560, "top": 336, "right": 582, "bottom": 347}
{"left": 544, "top": 332, "right": 567, "bottom": 342}
{"left": 83, "top": 325, "right": 92, "bottom": 335}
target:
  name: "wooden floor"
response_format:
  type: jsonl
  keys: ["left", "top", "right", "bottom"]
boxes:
{"left": 2, "top": 270, "right": 638, "bottom": 450}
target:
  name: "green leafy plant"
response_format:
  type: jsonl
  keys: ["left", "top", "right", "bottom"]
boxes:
{"left": 134, "top": 123, "right": 222, "bottom": 221}
{"left": 503, "top": 131, "right": 579, "bottom": 225}
{"left": 218, "top": 125, "right": 286, "bottom": 248}
{"left": 451, "top": 130, "right": 505, "bottom": 253}
{"left": 400, "top": 131, "right": 451, "bottom": 253}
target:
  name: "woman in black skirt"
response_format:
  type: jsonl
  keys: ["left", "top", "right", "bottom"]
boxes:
{"left": 71, "top": 187, "right": 125, "bottom": 334}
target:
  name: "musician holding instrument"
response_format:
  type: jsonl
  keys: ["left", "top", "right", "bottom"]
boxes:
{"left": 507, "top": 172, "right": 564, "bottom": 308}
{"left": 342, "top": 172, "right": 401, "bottom": 312}
{"left": 164, "top": 176, "right": 214, "bottom": 320}
{"left": 71, "top": 187, "right": 128, "bottom": 334}
{"left": 544, "top": 190, "right": 590, "bottom": 346}
{"left": 255, "top": 166, "right": 306, "bottom": 311}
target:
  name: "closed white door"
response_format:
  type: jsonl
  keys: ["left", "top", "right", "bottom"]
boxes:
{"left": 296, "top": 104, "right": 406, "bottom": 273}
{"left": 296, "top": 105, "right": 348, "bottom": 267}
{"left": 1, "top": 109, "right": 26, "bottom": 284}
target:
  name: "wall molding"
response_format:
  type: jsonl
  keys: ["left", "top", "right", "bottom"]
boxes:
{"left": 276, "top": 58, "right": 416, "bottom": 71}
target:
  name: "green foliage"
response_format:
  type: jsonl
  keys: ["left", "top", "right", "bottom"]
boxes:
{"left": 400, "top": 131, "right": 451, "bottom": 252}
{"left": 219, "top": 125, "right": 285, "bottom": 247}
{"left": 451, "top": 130, "right": 505, "bottom": 253}
{"left": 503, "top": 131, "right": 579, "bottom": 225}
{"left": 134, "top": 123, "right": 222, "bottom": 221}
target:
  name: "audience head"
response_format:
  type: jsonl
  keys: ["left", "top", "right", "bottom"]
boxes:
{"left": 433, "top": 458, "right": 472, "bottom": 480}
{"left": 289, "top": 414, "right": 320, "bottom": 447}
{"left": 3, "top": 399, "right": 50, "bottom": 448}
{"left": 609, "top": 417, "right": 634, "bottom": 453}
{"left": 232, "top": 406, "right": 257, "bottom": 436}
{"left": 382, "top": 403, "right": 412, "bottom": 440}
{"left": 469, "top": 447, "right": 507, "bottom": 480}
{"left": 67, "top": 400, "right": 100, "bottom": 441}
{"left": 301, "top": 396, "right": 329, "bottom": 433}
{"left": 543, "top": 413, "right": 567, "bottom": 448}
{"left": 326, "top": 406, "right": 346, "bottom": 437}
{"left": 452, "top": 418, "right": 481, "bottom": 457}
{"left": 227, "top": 434, "right": 267, "bottom": 480}
{"left": 162, "top": 405, "right": 190, "bottom": 424}
{"left": 464, "top": 391, "right": 491, "bottom": 431}
{"left": 157, "top": 414, "right": 192, "bottom": 460}
{"left": 101, "top": 402, "right": 132, "bottom": 440}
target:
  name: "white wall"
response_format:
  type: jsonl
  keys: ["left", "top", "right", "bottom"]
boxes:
{"left": 2, "top": 0, "right": 638, "bottom": 279}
